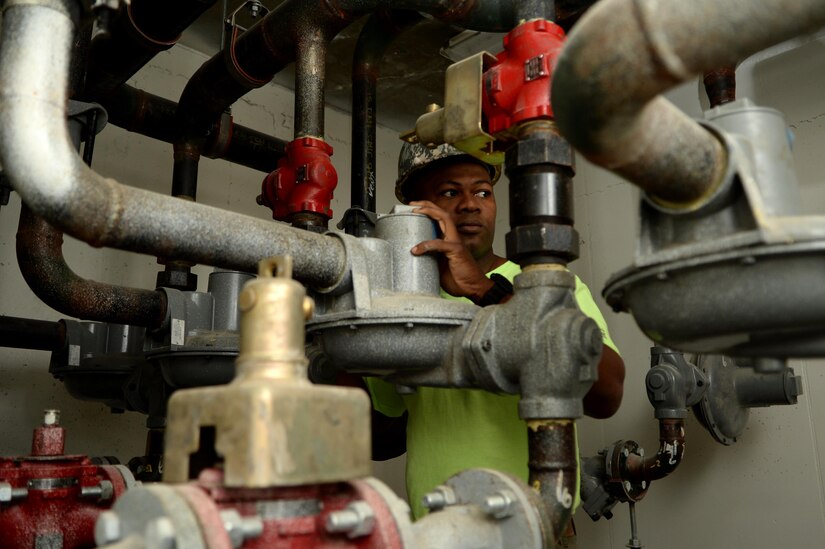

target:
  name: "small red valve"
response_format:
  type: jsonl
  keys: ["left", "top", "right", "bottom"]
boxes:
{"left": 482, "top": 19, "right": 566, "bottom": 135}
{"left": 259, "top": 136, "right": 337, "bottom": 222}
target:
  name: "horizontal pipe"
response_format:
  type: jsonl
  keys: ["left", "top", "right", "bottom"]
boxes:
{"left": 102, "top": 85, "right": 285, "bottom": 173}
{"left": 84, "top": 0, "right": 219, "bottom": 99}
{"left": 17, "top": 206, "right": 168, "bottom": 328}
{"left": 552, "top": 0, "right": 825, "bottom": 205}
{"left": 0, "top": 315, "right": 65, "bottom": 351}
{"left": 175, "top": 0, "right": 517, "bottom": 162}
{"left": 0, "top": 2, "right": 347, "bottom": 289}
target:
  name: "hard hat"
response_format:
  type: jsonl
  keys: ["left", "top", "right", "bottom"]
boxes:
{"left": 395, "top": 142, "right": 501, "bottom": 203}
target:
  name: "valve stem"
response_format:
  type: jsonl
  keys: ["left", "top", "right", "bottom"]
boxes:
{"left": 626, "top": 501, "right": 643, "bottom": 548}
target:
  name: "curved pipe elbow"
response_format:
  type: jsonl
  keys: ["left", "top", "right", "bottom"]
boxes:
{"left": 552, "top": 0, "right": 825, "bottom": 206}
{"left": 0, "top": 3, "right": 347, "bottom": 289}
{"left": 16, "top": 207, "right": 167, "bottom": 328}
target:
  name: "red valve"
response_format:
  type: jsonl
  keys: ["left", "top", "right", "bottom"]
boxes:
{"left": 482, "top": 19, "right": 566, "bottom": 135}
{"left": 259, "top": 136, "right": 337, "bottom": 222}
{"left": 0, "top": 412, "right": 133, "bottom": 549}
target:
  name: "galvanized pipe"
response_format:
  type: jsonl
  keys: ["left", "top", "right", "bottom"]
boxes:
{"left": 16, "top": 205, "right": 168, "bottom": 328}
{"left": 0, "top": 1, "right": 347, "bottom": 289}
{"left": 552, "top": 0, "right": 825, "bottom": 206}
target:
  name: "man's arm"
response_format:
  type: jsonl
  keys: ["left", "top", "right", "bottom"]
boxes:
{"left": 584, "top": 345, "right": 625, "bottom": 418}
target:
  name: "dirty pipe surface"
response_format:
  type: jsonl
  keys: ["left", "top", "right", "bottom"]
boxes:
{"left": 0, "top": 2, "right": 348, "bottom": 290}
{"left": 528, "top": 419, "right": 577, "bottom": 543}
{"left": 552, "top": 0, "right": 825, "bottom": 206}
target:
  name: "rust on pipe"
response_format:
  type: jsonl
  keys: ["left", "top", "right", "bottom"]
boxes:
{"left": 704, "top": 66, "right": 737, "bottom": 108}
{"left": 16, "top": 205, "right": 167, "bottom": 328}
{"left": 625, "top": 419, "right": 686, "bottom": 484}
{"left": 527, "top": 419, "right": 577, "bottom": 543}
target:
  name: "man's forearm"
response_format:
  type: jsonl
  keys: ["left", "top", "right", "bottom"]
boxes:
{"left": 583, "top": 345, "right": 625, "bottom": 419}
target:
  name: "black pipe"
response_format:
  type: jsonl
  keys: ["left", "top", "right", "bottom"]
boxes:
{"left": 102, "top": 85, "right": 285, "bottom": 174}
{"left": 84, "top": 0, "right": 219, "bottom": 100}
{"left": 16, "top": 205, "right": 168, "bottom": 329}
{"left": 0, "top": 315, "right": 65, "bottom": 351}
{"left": 173, "top": 0, "right": 517, "bottom": 219}
{"left": 351, "top": 10, "right": 423, "bottom": 220}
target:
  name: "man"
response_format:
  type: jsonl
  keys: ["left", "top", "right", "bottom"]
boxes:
{"left": 367, "top": 143, "right": 625, "bottom": 525}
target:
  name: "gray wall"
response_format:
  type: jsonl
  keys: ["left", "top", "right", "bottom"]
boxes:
{"left": 1, "top": 29, "right": 824, "bottom": 549}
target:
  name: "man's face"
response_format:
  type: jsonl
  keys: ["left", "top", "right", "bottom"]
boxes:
{"left": 414, "top": 160, "right": 497, "bottom": 260}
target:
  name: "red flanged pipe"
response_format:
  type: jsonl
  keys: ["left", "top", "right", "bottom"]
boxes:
{"left": 482, "top": 19, "right": 566, "bottom": 136}
{"left": 259, "top": 137, "right": 337, "bottom": 223}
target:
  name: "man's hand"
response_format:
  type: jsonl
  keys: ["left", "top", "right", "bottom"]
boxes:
{"left": 409, "top": 200, "right": 494, "bottom": 300}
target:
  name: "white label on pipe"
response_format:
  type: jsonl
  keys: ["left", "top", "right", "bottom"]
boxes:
{"left": 68, "top": 345, "right": 80, "bottom": 366}
{"left": 171, "top": 319, "right": 186, "bottom": 346}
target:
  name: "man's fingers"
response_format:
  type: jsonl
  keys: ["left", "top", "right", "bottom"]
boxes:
{"left": 411, "top": 239, "right": 462, "bottom": 255}
{"left": 410, "top": 203, "right": 459, "bottom": 241}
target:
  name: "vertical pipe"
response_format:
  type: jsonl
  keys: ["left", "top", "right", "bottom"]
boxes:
{"left": 704, "top": 66, "right": 737, "bottom": 108}
{"left": 350, "top": 10, "right": 423, "bottom": 235}
{"left": 527, "top": 420, "right": 577, "bottom": 542}
{"left": 515, "top": 0, "right": 555, "bottom": 23}
{"left": 295, "top": 34, "right": 328, "bottom": 139}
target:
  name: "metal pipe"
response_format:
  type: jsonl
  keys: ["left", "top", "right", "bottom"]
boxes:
{"left": 295, "top": 34, "right": 328, "bottom": 139}
{"left": 624, "top": 419, "right": 685, "bottom": 484}
{"left": 527, "top": 419, "right": 577, "bottom": 542}
{"left": 0, "top": 1, "right": 347, "bottom": 289}
{"left": 704, "top": 66, "right": 736, "bottom": 108}
{"left": 16, "top": 205, "right": 168, "bottom": 328}
{"left": 351, "top": 10, "right": 423, "bottom": 217}
{"left": 0, "top": 315, "right": 65, "bottom": 351}
{"left": 552, "top": 0, "right": 825, "bottom": 206}
{"left": 515, "top": 0, "right": 554, "bottom": 23}
{"left": 83, "top": 0, "right": 220, "bottom": 100}
{"left": 173, "top": 0, "right": 517, "bottom": 204}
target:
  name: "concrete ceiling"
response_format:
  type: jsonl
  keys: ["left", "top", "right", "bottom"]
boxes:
{"left": 179, "top": 1, "right": 475, "bottom": 132}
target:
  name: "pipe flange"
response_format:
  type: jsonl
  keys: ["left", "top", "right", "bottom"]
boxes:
{"left": 605, "top": 440, "right": 648, "bottom": 502}
{"left": 691, "top": 354, "right": 748, "bottom": 445}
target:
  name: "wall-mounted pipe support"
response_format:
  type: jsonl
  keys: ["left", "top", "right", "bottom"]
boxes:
{"left": 0, "top": 1, "right": 348, "bottom": 290}
{"left": 552, "top": 0, "right": 825, "bottom": 207}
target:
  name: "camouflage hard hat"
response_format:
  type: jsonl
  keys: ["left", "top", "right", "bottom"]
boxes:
{"left": 395, "top": 142, "right": 501, "bottom": 203}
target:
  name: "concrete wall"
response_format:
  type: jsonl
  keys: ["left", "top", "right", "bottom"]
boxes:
{"left": 1, "top": 28, "right": 824, "bottom": 549}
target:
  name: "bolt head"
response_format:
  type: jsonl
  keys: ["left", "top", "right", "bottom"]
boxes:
{"left": 43, "top": 409, "right": 60, "bottom": 426}
{"left": 144, "top": 517, "right": 176, "bottom": 549}
{"left": 482, "top": 490, "right": 515, "bottom": 519}
{"left": 95, "top": 511, "right": 122, "bottom": 546}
